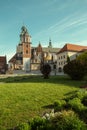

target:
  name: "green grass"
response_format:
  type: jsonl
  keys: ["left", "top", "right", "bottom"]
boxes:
{"left": 0, "top": 75, "right": 85, "bottom": 129}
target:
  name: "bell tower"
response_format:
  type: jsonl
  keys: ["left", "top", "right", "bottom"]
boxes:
{"left": 20, "top": 26, "right": 31, "bottom": 71}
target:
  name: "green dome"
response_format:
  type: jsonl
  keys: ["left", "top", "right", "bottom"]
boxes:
{"left": 20, "top": 26, "right": 29, "bottom": 35}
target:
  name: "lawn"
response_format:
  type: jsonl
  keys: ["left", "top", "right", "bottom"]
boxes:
{"left": 0, "top": 75, "right": 85, "bottom": 129}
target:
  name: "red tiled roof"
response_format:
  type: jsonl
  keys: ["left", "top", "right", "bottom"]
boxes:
{"left": 57, "top": 43, "right": 87, "bottom": 54}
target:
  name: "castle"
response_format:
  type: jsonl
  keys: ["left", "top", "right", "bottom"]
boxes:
{"left": 9, "top": 26, "right": 60, "bottom": 71}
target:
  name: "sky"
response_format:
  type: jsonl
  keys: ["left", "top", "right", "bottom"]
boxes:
{"left": 0, "top": 0, "right": 87, "bottom": 61}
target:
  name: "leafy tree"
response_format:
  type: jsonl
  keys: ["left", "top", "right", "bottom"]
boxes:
{"left": 63, "top": 60, "right": 86, "bottom": 80}
{"left": 40, "top": 63, "right": 51, "bottom": 79}
{"left": 67, "top": 55, "right": 70, "bottom": 63}
{"left": 77, "top": 51, "right": 87, "bottom": 74}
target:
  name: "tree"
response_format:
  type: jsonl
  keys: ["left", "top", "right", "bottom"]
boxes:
{"left": 40, "top": 63, "right": 51, "bottom": 79}
{"left": 63, "top": 60, "right": 86, "bottom": 80}
{"left": 76, "top": 51, "right": 87, "bottom": 74}
{"left": 67, "top": 55, "right": 70, "bottom": 63}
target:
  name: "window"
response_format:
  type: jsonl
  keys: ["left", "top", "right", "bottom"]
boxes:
{"left": 26, "top": 37, "right": 28, "bottom": 42}
{"left": 26, "top": 44, "right": 28, "bottom": 48}
{"left": 64, "top": 55, "right": 65, "bottom": 58}
{"left": 26, "top": 50, "right": 28, "bottom": 54}
{"left": 64, "top": 61, "right": 66, "bottom": 64}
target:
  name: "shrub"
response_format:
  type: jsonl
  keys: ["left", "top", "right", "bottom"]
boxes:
{"left": 16, "top": 122, "right": 31, "bottom": 130}
{"left": 79, "top": 108, "right": 87, "bottom": 123}
{"left": 75, "top": 90, "right": 87, "bottom": 100}
{"left": 68, "top": 98, "right": 85, "bottom": 112}
{"left": 51, "top": 110, "right": 87, "bottom": 130}
{"left": 30, "top": 117, "right": 47, "bottom": 130}
{"left": 65, "top": 90, "right": 87, "bottom": 102}
{"left": 40, "top": 63, "right": 51, "bottom": 79}
{"left": 54, "top": 99, "right": 66, "bottom": 111}
{"left": 77, "top": 51, "right": 87, "bottom": 74}
{"left": 63, "top": 60, "right": 86, "bottom": 80}
{"left": 82, "top": 95, "right": 87, "bottom": 106}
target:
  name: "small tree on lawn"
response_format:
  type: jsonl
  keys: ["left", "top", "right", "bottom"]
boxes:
{"left": 40, "top": 63, "right": 51, "bottom": 79}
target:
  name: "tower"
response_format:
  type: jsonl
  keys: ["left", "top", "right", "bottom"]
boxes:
{"left": 48, "top": 39, "right": 52, "bottom": 48}
{"left": 20, "top": 26, "right": 31, "bottom": 71}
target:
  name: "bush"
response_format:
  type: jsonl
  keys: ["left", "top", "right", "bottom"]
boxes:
{"left": 51, "top": 110, "right": 87, "bottom": 130}
{"left": 77, "top": 51, "right": 87, "bottom": 74}
{"left": 30, "top": 117, "right": 47, "bottom": 130}
{"left": 75, "top": 90, "right": 87, "bottom": 100}
{"left": 63, "top": 60, "right": 86, "bottom": 80}
{"left": 82, "top": 95, "right": 87, "bottom": 106}
{"left": 68, "top": 98, "right": 85, "bottom": 112}
{"left": 16, "top": 122, "right": 31, "bottom": 130}
{"left": 54, "top": 100, "right": 66, "bottom": 111}
{"left": 40, "top": 63, "right": 51, "bottom": 79}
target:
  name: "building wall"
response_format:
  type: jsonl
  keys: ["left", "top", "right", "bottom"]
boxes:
{"left": 57, "top": 51, "right": 78, "bottom": 71}
{"left": 23, "top": 58, "right": 31, "bottom": 71}
{"left": 22, "top": 43, "right": 31, "bottom": 58}
{"left": 31, "top": 63, "right": 40, "bottom": 70}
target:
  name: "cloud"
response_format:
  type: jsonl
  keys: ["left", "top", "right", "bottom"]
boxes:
{"left": 33, "top": 11, "right": 87, "bottom": 46}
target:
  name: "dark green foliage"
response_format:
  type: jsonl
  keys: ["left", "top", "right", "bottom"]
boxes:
{"left": 30, "top": 117, "right": 47, "bottom": 130}
{"left": 77, "top": 51, "right": 87, "bottom": 74}
{"left": 77, "top": 51, "right": 87, "bottom": 64}
{"left": 16, "top": 122, "right": 31, "bottom": 130}
{"left": 40, "top": 63, "right": 51, "bottom": 78}
{"left": 68, "top": 98, "right": 85, "bottom": 112}
{"left": 67, "top": 55, "right": 70, "bottom": 63}
{"left": 54, "top": 100, "right": 66, "bottom": 111}
{"left": 51, "top": 110, "right": 87, "bottom": 130}
{"left": 63, "top": 60, "right": 86, "bottom": 80}
{"left": 65, "top": 89, "right": 87, "bottom": 102}
{"left": 82, "top": 95, "right": 87, "bottom": 106}
{"left": 15, "top": 110, "right": 87, "bottom": 130}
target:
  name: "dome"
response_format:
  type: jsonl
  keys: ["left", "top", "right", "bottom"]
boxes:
{"left": 20, "top": 26, "right": 29, "bottom": 35}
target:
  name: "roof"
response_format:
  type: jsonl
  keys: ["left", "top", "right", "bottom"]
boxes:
{"left": 42, "top": 47, "right": 60, "bottom": 53}
{"left": 79, "top": 48, "right": 87, "bottom": 52}
{"left": 31, "top": 46, "right": 61, "bottom": 53}
{"left": 57, "top": 43, "right": 87, "bottom": 54}
{"left": 9, "top": 54, "right": 17, "bottom": 63}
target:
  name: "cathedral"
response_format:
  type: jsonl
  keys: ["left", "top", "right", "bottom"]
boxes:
{"left": 9, "top": 26, "right": 60, "bottom": 71}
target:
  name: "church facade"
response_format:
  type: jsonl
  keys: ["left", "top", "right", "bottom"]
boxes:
{"left": 9, "top": 26, "right": 60, "bottom": 71}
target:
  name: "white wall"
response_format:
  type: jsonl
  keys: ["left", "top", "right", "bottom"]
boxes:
{"left": 57, "top": 51, "right": 78, "bottom": 71}
{"left": 23, "top": 58, "right": 31, "bottom": 71}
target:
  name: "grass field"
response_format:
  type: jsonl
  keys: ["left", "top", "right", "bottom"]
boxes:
{"left": 0, "top": 75, "right": 85, "bottom": 129}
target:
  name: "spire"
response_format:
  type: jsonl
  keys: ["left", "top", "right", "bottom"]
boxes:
{"left": 48, "top": 38, "right": 52, "bottom": 48}
{"left": 37, "top": 41, "right": 42, "bottom": 52}
{"left": 38, "top": 41, "right": 41, "bottom": 47}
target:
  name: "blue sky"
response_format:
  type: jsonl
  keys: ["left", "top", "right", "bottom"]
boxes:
{"left": 0, "top": 0, "right": 87, "bottom": 61}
